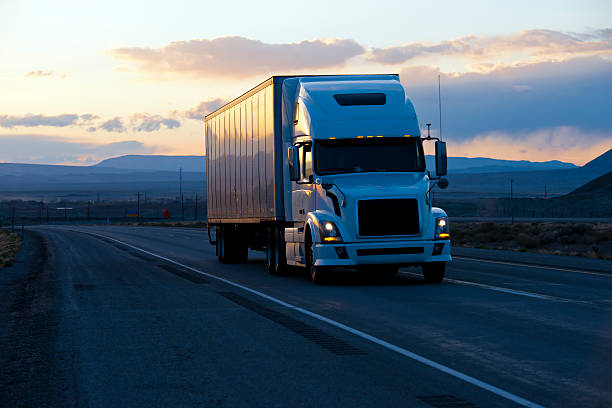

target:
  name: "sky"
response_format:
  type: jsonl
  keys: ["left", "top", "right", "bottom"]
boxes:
{"left": 0, "top": 0, "right": 611, "bottom": 166}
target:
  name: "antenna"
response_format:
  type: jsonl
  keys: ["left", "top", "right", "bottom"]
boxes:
{"left": 438, "top": 74, "right": 442, "bottom": 141}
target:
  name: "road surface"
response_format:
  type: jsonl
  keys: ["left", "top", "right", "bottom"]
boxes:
{"left": 2, "top": 225, "right": 611, "bottom": 407}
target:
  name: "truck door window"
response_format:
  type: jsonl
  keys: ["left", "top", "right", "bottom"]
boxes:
{"left": 297, "top": 143, "right": 313, "bottom": 183}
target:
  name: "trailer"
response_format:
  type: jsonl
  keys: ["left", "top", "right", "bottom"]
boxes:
{"left": 205, "top": 75, "right": 451, "bottom": 283}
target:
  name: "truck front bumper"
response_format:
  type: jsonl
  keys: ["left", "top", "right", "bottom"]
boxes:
{"left": 314, "top": 239, "right": 451, "bottom": 267}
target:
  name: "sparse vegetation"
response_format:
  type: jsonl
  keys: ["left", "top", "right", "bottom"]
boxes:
{"left": 0, "top": 230, "right": 23, "bottom": 269}
{"left": 451, "top": 222, "right": 612, "bottom": 259}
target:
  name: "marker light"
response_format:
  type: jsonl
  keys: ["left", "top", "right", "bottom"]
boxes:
{"left": 435, "top": 216, "right": 450, "bottom": 240}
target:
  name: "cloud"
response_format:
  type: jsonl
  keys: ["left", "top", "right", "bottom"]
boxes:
{"left": 400, "top": 56, "right": 612, "bottom": 142}
{"left": 0, "top": 114, "right": 80, "bottom": 128}
{"left": 130, "top": 113, "right": 180, "bottom": 132}
{"left": 0, "top": 135, "right": 159, "bottom": 165}
{"left": 98, "top": 117, "right": 126, "bottom": 132}
{"left": 110, "top": 36, "right": 365, "bottom": 78}
{"left": 25, "top": 70, "right": 53, "bottom": 78}
{"left": 368, "top": 28, "right": 612, "bottom": 64}
{"left": 184, "top": 98, "right": 228, "bottom": 119}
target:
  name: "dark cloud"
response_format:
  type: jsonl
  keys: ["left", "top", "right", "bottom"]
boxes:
{"left": 110, "top": 36, "right": 365, "bottom": 78}
{"left": 369, "top": 38, "right": 477, "bottom": 64}
{"left": 369, "top": 28, "right": 612, "bottom": 64}
{"left": 0, "top": 114, "right": 80, "bottom": 128}
{"left": 99, "top": 117, "right": 126, "bottom": 132}
{"left": 25, "top": 70, "right": 53, "bottom": 78}
{"left": 130, "top": 113, "right": 181, "bottom": 132}
{"left": 0, "top": 135, "right": 159, "bottom": 165}
{"left": 184, "top": 98, "right": 228, "bottom": 119}
{"left": 400, "top": 56, "right": 612, "bottom": 141}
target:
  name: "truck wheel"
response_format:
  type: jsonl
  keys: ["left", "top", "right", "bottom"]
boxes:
{"left": 217, "top": 227, "right": 228, "bottom": 263}
{"left": 306, "top": 236, "right": 325, "bottom": 284}
{"left": 422, "top": 262, "right": 446, "bottom": 283}
{"left": 266, "top": 227, "right": 288, "bottom": 276}
{"left": 265, "top": 228, "right": 277, "bottom": 274}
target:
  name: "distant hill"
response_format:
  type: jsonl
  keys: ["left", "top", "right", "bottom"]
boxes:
{"left": 565, "top": 170, "right": 612, "bottom": 197}
{"left": 96, "top": 155, "right": 205, "bottom": 172}
{"left": 425, "top": 156, "right": 577, "bottom": 173}
{"left": 0, "top": 162, "right": 204, "bottom": 201}
{"left": 443, "top": 148, "right": 612, "bottom": 197}
{"left": 582, "top": 148, "right": 612, "bottom": 171}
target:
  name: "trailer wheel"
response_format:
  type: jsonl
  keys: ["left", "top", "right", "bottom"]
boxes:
{"left": 218, "top": 226, "right": 247, "bottom": 264}
{"left": 217, "top": 226, "right": 227, "bottom": 263}
{"left": 422, "top": 262, "right": 446, "bottom": 283}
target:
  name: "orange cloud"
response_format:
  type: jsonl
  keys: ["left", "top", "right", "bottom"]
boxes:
{"left": 445, "top": 127, "right": 612, "bottom": 166}
{"left": 109, "top": 36, "right": 365, "bottom": 78}
{"left": 368, "top": 28, "right": 612, "bottom": 65}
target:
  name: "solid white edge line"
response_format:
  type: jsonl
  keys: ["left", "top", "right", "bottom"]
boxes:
{"left": 453, "top": 256, "right": 610, "bottom": 277}
{"left": 80, "top": 230, "right": 545, "bottom": 408}
{"left": 399, "top": 271, "right": 583, "bottom": 303}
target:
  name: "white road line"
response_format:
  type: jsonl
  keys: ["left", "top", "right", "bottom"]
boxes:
{"left": 77, "top": 229, "right": 544, "bottom": 408}
{"left": 400, "top": 271, "right": 585, "bottom": 303}
{"left": 453, "top": 256, "right": 611, "bottom": 277}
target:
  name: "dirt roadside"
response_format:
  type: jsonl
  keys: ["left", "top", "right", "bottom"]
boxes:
{"left": 451, "top": 222, "right": 612, "bottom": 260}
{"left": 0, "top": 231, "right": 69, "bottom": 407}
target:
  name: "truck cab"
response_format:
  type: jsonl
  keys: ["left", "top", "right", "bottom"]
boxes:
{"left": 281, "top": 76, "right": 451, "bottom": 282}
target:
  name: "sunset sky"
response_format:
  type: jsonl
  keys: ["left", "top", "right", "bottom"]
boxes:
{"left": 1, "top": 0, "right": 610, "bottom": 166}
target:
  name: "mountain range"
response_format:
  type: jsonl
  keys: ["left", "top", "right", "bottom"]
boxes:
{"left": 0, "top": 149, "right": 609, "bottom": 200}
{"left": 95, "top": 154, "right": 576, "bottom": 174}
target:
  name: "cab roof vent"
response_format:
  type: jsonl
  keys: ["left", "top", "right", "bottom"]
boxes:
{"left": 333, "top": 93, "right": 386, "bottom": 106}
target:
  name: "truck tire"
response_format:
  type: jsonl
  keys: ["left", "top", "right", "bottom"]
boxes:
{"left": 218, "top": 226, "right": 247, "bottom": 264}
{"left": 266, "top": 227, "right": 287, "bottom": 275}
{"left": 305, "top": 233, "right": 325, "bottom": 284}
{"left": 422, "top": 262, "right": 446, "bottom": 283}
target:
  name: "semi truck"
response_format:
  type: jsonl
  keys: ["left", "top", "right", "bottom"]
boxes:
{"left": 205, "top": 74, "right": 451, "bottom": 283}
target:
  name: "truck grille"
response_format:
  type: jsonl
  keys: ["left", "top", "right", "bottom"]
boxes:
{"left": 358, "top": 199, "right": 419, "bottom": 236}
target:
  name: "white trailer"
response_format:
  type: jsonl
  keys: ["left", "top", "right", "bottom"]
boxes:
{"left": 205, "top": 75, "right": 451, "bottom": 283}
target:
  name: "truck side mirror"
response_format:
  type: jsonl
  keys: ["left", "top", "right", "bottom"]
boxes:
{"left": 435, "top": 141, "right": 447, "bottom": 177}
{"left": 288, "top": 146, "right": 300, "bottom": 181}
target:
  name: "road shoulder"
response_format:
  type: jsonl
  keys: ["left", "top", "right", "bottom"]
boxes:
{"left": 452, "top": 246, "right": 612, "bottom": 273}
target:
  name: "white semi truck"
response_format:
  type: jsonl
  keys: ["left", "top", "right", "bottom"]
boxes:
{"left": 205, "top": 75, "right": 451, "bottom": 283}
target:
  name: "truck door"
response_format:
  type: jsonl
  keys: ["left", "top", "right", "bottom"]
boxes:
{"left": 291, "top": 142, "right": 315, "bottom": 262}
{"left": 292, "top": 142, "right": 315, "bottom": 221}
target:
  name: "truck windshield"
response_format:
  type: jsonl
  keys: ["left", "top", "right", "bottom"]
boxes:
{"left": 315, "top": 137, "right": 425, "bottom": 175}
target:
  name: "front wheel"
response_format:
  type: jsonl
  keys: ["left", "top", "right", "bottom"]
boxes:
{"left": 422, "top": 262, "right": 446, "bottom": 283}
{"left": 306, "top": 236, "right": 325, "bottom": 284}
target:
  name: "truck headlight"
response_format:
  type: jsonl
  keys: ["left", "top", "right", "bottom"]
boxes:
{"left": 320, "top": 221, "right": 343, "bottom": 243}
{"left": 435, "top": 216, "right": 449, "bottom": 240}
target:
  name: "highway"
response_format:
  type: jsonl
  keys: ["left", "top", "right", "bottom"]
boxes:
{"left": 2, "top": 225, "right": 611, "bottom": 407}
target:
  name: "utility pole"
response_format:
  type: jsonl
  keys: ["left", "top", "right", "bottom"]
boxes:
{"left": 11, "top": 207, "right": 15, "bottom": 232}
{"left": 544, "top": 184, "right": 547, "bottom": 200}
{"left": 87, "top": 201, "right": 91, "bottom": 223}
{"left": 46, "top": 205, "right": 49, "bottom": 223}
{"left": 137, "top": 192, "right": 141, "bottom": 222}
{"left": 194, "top": 193, "right": 198, "bottom": 221}
{"left": 510, "top": 178, "right": 514, "bottom": 224}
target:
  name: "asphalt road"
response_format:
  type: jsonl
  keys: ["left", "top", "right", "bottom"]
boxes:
{"left": 2, "top": 225, "right": 611, "bottom": 407}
